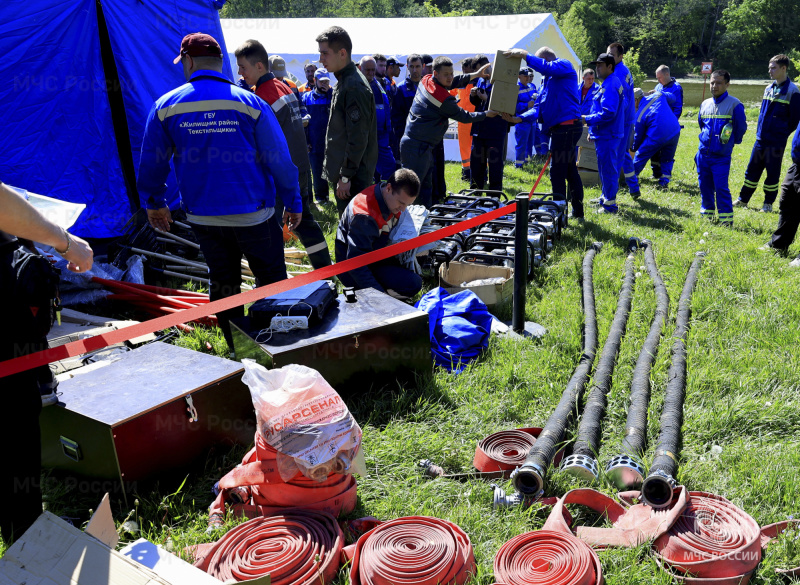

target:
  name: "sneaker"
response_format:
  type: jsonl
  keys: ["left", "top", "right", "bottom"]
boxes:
{"left": 596, "top": 207, "right": 617, "bottom": 215}
{"left": 630, "top": 191, "right": 641, "bottom": 200}
{"left": 589, "top": 197, "right": 604, "bottom": 205}
{"left": 568, "top": 213, "right": 585, "bottom": 223}
{"left": 760, "top": 204, "right": 773, "bottom": 213}
{"left": 790, "top": 257, "right": 800, "bottom": 268}
{"left": 732, "top": 198, "right": 747, "bottom": 208}
{"left": 758, "top": 243, "right": 773, "bottom": 251}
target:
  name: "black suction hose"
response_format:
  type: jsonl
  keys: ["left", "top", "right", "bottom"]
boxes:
{"left": 641, "top": 251, "right": 706, "bottom": 508}
{"left": 605, "top": 239, "right": 670, "bottom": 489}
{"left": 561, "top": 240, "right": 639, "bottom": 481}
{"left": 511, "top": 242, "right": 603, "bottom": 498}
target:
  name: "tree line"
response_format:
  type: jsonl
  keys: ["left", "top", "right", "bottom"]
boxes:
{"left": 219, "top": 0, "right": 800, "bottom": 78}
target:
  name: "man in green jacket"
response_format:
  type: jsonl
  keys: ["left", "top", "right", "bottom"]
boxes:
{"left": 316, "top": 26, "right": 378, "bottom": 215}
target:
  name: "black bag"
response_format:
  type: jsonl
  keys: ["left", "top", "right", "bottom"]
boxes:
{"left": 10, "top": 241, "right": 61, "bottom": 341}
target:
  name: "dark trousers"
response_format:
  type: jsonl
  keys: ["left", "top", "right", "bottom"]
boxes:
{"left": 338, "top": 258, "right": 423, "bottom": 298}
{"left": 309, "top": 148, "right": 330, "bottom": 203}
{"left": 400, "top": 136, "right": 435, "bottom": 208}
{"left": 740, "top": 140, "right": 786, "bottom": 205}
{"left": 190, "top": 215, "right": 288, "bottom": 349}
{"left": 549, "top": 122, "right": 585, "bottom": 218}
{"left": 433, "top": 141, "right": 447, "bottom": 205}
{"left": 470, "top": 135, "right": 506, "bottom": 192}
{"left": 0, "top": 245, "right": 46, "bottom": 543}
{"left": 769, "top": 162, "right": 800, "bottom": 251}
{"left": 334, "top": 175, "right": 371, "bottom": 216}
{"left": 274, "top": 171, "right": 332, "bottom": 270}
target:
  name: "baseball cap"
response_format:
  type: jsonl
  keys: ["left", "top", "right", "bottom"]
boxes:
{"left": 634, "top": 87, "right": 644, "bottom": 100}
{"left": 173, "top": 33, "right": 222, "bottom": 64}
{"left": 386, "top": 56, "right": 404, "bottom": 67}
{"left": 315, "top": 68, "right": 331, "bottom": 82}
{"left": 588, "top": 53, "right": 615, "bottom": 67}
{"left": 519, "top": 68, "right": 530, "bottom": 75}
{"left": 269, "top": 55, "right": 287, "bottom": 76}
{"left": 421, "top": 54, "right": 433, "bottom": 65}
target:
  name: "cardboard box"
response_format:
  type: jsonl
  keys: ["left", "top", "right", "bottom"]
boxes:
{"left": 439, "top": 261, "right": 514, "bottom": 313}
{"left": 577, "top": 147, "right": 599, "bottom": 171}
{"left": 577, "top": 125, "right": 593, "bottom": 149}
{"left": 487, "top": 50, "right": 521, "bottom": 115}
{"left": 578, "top": 168, "right": 601, "bottom": 187}
{"left": 0, "top": 495, "right": 238, "bottom": 585}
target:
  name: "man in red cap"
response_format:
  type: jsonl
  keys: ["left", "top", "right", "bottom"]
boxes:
{"left": 138, "top": 32, "right": 302, "bottom": 351}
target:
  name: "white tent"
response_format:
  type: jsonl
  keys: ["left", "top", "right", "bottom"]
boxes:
{"left": 221, "top": 15, "right": 580, "bottom": 161}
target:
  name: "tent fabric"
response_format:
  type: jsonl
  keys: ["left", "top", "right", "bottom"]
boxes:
{"left": 0, "top": 0, "right": 129, "bottom": 238}
{"left": 220, "top": 14, "right": 579, "bottom": 162}
{"left": 416, "top": 287, "right": 493, "bottom": 373}
{"left": 101, "top": 0, "right": 235, "bottom": 213}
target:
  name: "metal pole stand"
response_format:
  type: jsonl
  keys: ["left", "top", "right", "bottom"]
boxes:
{"left": 499, "top": 195, "right": 546, "bottom": 340}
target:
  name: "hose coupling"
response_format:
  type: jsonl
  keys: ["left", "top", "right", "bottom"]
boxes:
{"left": 641, "top": 469, "right": 678, "bottom": 508}
{"left": 604, "top": 454, "right": 645, "bottom": 490}
{"left": 560, "top": 453, "right": 599, "bottom": 482}
{"left": 418, "top": 459, "right": 446, "bottom": 478}
{"left": 491, "top": 483, "right": 526, "bottom": 509}
{"left": 510, "top": 463, "right": 545, "bottom": 498}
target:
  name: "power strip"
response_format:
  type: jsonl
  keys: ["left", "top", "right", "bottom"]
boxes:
{"left": 270, "top": 315, "right": 309, "bottom": 331}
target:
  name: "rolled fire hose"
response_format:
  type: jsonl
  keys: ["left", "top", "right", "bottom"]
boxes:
{"left": 347, "top": 516, "right": 476, "bottom": 585}
{"left": 653, "top": 491, "right": 761, "bottom": 584}
{"left": 512, "top": 243, "right": 603, "bottom": 498}
{"left": 561, "top": 241, "right": 639, "bottom": 480}
{"left": 493, "top": 530, "right": 601, "bottom": 585}
{"left": 208, "top": 433, "right": 357, "bottom": 526}
{"left": 193, "top": 509, "right": 343, "bottom": 584}
{"left": 641, "top": 252, "right": 706, "bottom": 509}
{"left": 605, "top": 239, "right": 670, "bottom": 489}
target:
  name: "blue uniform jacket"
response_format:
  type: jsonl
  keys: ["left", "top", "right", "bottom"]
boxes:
{"left": 655, "top": 78, "right": 683, "bottom": 118}
{"left": 585, "top": 74, "right": 625, "bottom": 140}
{"left": 137, "top": 69, "right": 301, "bottom": 215}
{"left": 519, "top": 54, "right": 580, "bottom": 132}
{"left": 698, "top": 92, "right": 747, "bottom": 157}
{"left": 392, "top": 78, "right": 419, "bottom": 143}
{"left": 404, "top": 75, "right": 485, "bottom": 145}
{"left": 633, "top": 93, "right": 681, "bottom": 152}
{"left": 334, "top": 183, "right": 401, "bottom": 292}
{"left": 516, "top": 81, "right": 537, "bottom": 116}
{"left": 578, "top": 81, "right": 600, "bottom": 116}
{"left": 370, "top": 78, "right": 393, "bottom": 147}
{"left": 302, "top": 87, "right": 332, "bottom": 152}
{"left": 615, "top": 61, "right": 635, "bottom": 125}
{"left": 792, "top": 122, "right": 800, "bottom": 162}
{"left": 755, "top": 78, "right": 800, "bottom": 145}
{"left": 470, "top": 78, "right": 510, "bottom": 140}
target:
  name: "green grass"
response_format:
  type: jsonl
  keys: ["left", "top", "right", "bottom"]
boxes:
{"left": 8, "top": 114, "right": 800, "bottom": 585}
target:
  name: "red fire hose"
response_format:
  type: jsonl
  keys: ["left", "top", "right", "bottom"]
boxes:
{"left": 473, "top": 428, "right": 564, "bottom": 474}
{"left": 653, "top": 491, "right": 762, "bottom": 584}
{"left": 192, "top": 509, "right": 343, "bottom": 584}
{"left": 209, "top": 433, "right": 357, "bottom": 525}
{"left": 493, "top": 529, "right": 601, "bottom": 585}
{"left": 347, "top": 516, "right": 476, "bottom": 585}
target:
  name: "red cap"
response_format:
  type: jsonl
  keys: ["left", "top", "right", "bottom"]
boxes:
{"left": 173, "top": 33, "right": 222, "bottom": 64}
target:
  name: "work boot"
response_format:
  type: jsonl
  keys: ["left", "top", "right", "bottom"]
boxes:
{"left": 760, "top": 203, "right": 773, "bottom": 213}
{"left": 732, "top": 198, "right": 747, "bottom": 208}
{"left": 589, "top": 197, "right": 604, "bottom": 205}
{"left": 461, "top": 168, "right": 471, "bottom": 182}
{"left": 630, "top": 191, "right": 641, "bottom": 200}
{"left": 790, "top": 257, "right": 800, "bottom": 268}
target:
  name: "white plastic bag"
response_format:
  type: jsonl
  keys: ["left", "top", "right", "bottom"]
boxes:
{"left": 241, "top": 360, "right": 365, "bottom": 481}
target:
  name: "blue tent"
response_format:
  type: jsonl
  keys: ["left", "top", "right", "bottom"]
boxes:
{"left": 0, "top": 0, "right": 232, "bottom": 238}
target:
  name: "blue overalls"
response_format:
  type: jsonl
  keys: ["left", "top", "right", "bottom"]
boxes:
{"left": 578, "top": 81, "right": 600, "bottom": 116}
{"left": 585, "top": 74, "right": 625, "bottom": 213}
{"left": 739, "top": 78, "right": 800, "bottom": 206}
{"left": 302, "top": 87, "right": 332, "bottom": 202}
{"left": 515, "top": 81, "right": 536, "bottom": 167}
{"left": 632, "top": 93, "right": 681, "bottom": 186}
{"left": 651, "top": 79, "right": 684, "bottom": 179}
{"left": 370, "top": 77, "right": 396, "bottom": 180}
{"left": 615, "top": 62, "right": 639, "bottom": 195}
{"left": 696, "top": 92, "right": 747, "bottom": 224}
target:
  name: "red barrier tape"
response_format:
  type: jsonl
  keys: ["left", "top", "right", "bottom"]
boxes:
{"left": 0, "top": 157, "right": 551, "bottom": 379}
{"left": 191, "top": 509, "right": 343, "bottom": 584}
{"left": 473, "top": 428, "right": 563, "bottom": 474}
{"left": 493, "top": 529, "right": 602, "bottom": 585}
{"left": 653, "top": 491, "right": 762, "bottom": 584}
{"left": 347, "top": 516, "right": 476, "bottom": 585}
{"left": 209, "top": 433, "right": 357, "bottom": 522}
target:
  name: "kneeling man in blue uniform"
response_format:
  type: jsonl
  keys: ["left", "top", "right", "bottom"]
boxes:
{"left": 696, "top": 69, "right": 747, "bottom": 226}
{"left": 584, "top": 53, "right": 624, "bottom": 214}
{"left": 335, "top": 169, "right": 422, "bottom": 299}
{"left": 632, "top": 88, "right": 681, "bottom": 187}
